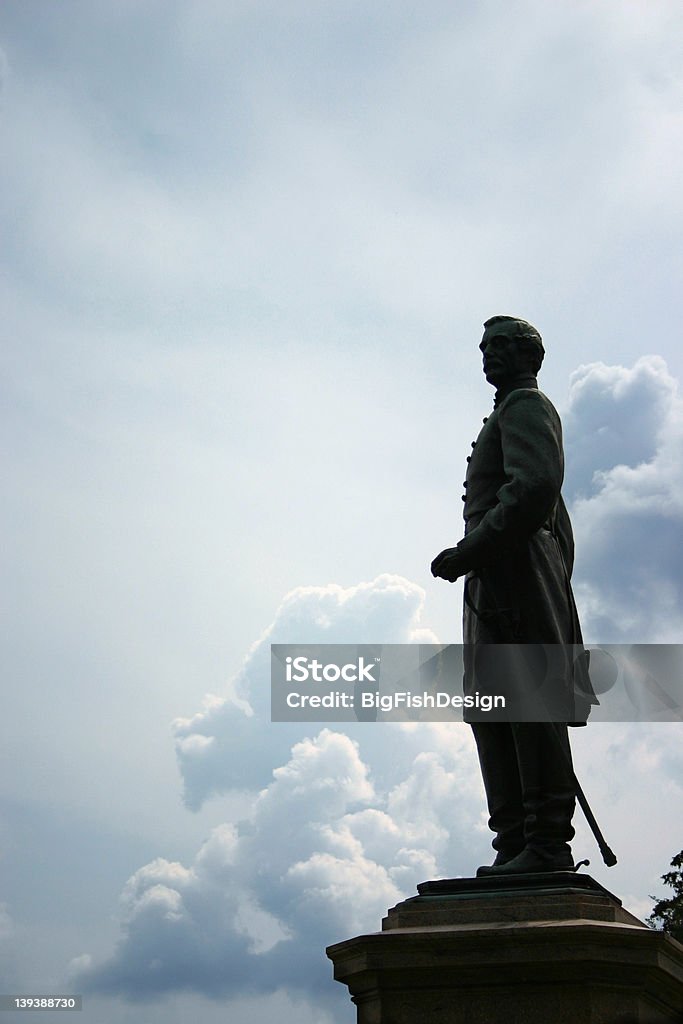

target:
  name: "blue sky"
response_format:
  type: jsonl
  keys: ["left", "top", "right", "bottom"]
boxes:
{"left": 1, "top": 2, "right": 683, "bottom": 1021}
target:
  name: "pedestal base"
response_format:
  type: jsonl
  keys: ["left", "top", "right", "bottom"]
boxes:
{"left": 327, "top": 874, "right": 683, "bottom": 1023}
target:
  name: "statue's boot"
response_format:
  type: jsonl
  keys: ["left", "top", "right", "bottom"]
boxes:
{"left": 479, "top": 845, "right": 574, "bottom": 875}
{"left": 472, "top": 723, "right": 525, "bottom": 876}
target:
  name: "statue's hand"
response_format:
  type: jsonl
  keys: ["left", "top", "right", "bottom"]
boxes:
{"left": 431, "top": 547, "right": 465, "bottom": 582}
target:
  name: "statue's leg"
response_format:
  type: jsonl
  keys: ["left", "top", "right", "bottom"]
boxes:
{"left": 477, "top": 723, "right": 577, "bottom": 875}
{"left": 470, "top": 722, "right": 525, "bottom": 863}
{"left": 511, "top": 722, "right": 576, "bottom": 862}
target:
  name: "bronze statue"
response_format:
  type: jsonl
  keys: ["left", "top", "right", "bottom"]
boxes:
{"left": 431, "top": 315, "right": 596, "bottom": 875}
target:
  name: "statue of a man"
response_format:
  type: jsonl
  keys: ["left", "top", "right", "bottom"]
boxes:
{"left": 431, "top": 315, "right": 594, "bottom": 875}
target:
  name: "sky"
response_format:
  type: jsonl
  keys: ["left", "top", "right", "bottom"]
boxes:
{"left": 1, "top": 1, "right": 683, "bottom": 1021}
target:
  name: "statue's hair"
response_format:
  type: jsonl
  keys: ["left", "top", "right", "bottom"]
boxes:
{"left": 483, "top": 315, "right": 544, "bottom": 373}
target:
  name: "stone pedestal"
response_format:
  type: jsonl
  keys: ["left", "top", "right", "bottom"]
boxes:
{"left": 327, "top": 873, "right": 683, "bottom": 1023}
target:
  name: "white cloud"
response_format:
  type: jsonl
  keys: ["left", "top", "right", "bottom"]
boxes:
{"left": 564, "top": 357, "right": 676, "bottom": 494}
{"left": 73, "top": 580, "right": 482, "bottom": 1008}
{"left": 564, "top": 358, "right": 683, "bottom": 641}
{"left": 74, "top": 723, "right": 477, "bottom": 1005}
{"left": 173, "top": 575, "right": 438, "bottom": 809}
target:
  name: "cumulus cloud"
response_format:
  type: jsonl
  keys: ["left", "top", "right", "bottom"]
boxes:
{"left": 563, "top": 357, "right": 683, "bottom": 641}
{"left": 74, "top": 726, "right": 477, "bottom": 1006}
{"left": 173, "top": 574, "right": 438, "bottom": 809}
{"left": 564, "top": 357, "right": 677, "bottom": 495}
{"left": 73, "top": 577, "right": 480, "bottom": 1008}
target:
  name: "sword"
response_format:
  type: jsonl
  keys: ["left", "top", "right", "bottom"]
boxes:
{"left": 548, "top": 720, "right": 617, "bottom": 867}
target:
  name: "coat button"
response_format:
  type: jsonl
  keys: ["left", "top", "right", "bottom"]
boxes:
{"left": 466, "top": 456, "right": 471, "bottom": 462}
{"left": 461, "top": 495, "right": 466, "bottom": 501}
{"left": 483, "top": 416, "right": 488, "bottom": 423}
{"left": 462, "top": 481, "right": 467, "bottom": 488}
{"left": 471, "top": 441, "right": 476, "bottom": 448}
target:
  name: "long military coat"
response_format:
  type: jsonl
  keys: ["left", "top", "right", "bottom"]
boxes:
{"left": 456, "top": 384, "right": 595, "bottom": 723}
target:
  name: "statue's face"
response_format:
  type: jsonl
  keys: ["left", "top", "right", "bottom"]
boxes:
{"left": 479, "top": 325, "right": 528, "bottom": 386}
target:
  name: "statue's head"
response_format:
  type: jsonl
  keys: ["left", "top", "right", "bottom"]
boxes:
{"left": 479, "top": 315, "right": 544, "bottom": 386}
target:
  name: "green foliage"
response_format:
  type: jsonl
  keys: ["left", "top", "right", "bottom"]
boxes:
{"left": 648, "top": 850, "right": 683, "bottom": 942}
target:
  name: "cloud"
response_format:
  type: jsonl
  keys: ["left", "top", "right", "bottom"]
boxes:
{"left": 563, "top": 357, "right": 683, "bottom": 641}
{"left": 569, "top": 720, "right": 683, "bottom": 907}
{"left": 73, "top": 578, "right": 482, "bottom": 1009}
{"left": 73, "top": 725, "right": 478, "bottom": 1007}
{"left": 3, "top": 0, "right": 683, "bottom": 341}
{"left": 564, "top": 357, "right": 677, "bottom": 495}
{"left": 173, "top": 574, "right": 438, "bottom": 809}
